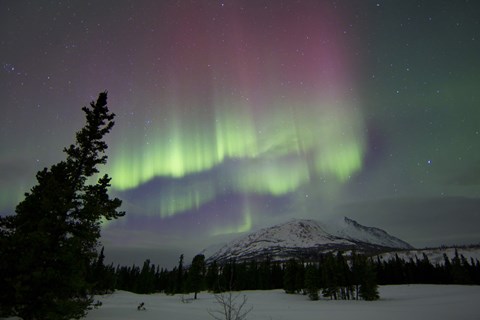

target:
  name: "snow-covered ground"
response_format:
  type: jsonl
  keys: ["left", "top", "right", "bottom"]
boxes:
{"left": 85, "top": 285, "right": 480, "bottom": 320}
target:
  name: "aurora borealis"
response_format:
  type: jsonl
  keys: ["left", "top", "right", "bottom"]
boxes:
{"left": 1, "top": 1, "right": 480, "bottom": 266}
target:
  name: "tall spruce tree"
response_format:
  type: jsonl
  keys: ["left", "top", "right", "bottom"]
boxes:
{"left": 206, "top": 260, "right": 221, "bottom": 293}
{"left": 283, "top": 258, "right": 300, "bottom": 294}
{"left": 89, "top": 246, "right": 116, "bottom": 294}
{"left": 358, "top": 257, "right": 379, "bottom": 301}
{"left": 187, "top": 254, "right": 206, "bottom": 299}
{"left": 0, "top": 92, "right": 124, "bottom": 319}
{"left": 176, "top": 254, "right": 185, "bottom": 293}
{"left": 138, "top": 259, "right": 156, "bottom": 294}
{"left": 304, "top": 264, "right": 320, "bottom": 300}
{"left": 321, "top": 253, "right": 339, "bottom": 300}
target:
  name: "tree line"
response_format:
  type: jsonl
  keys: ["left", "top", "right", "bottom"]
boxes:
{"left": 96, "top": 251, "right": 380, "bottom": 301}
{"left": 375, "top": 250, "right": 480, "bottom": 285}
{"left": 93, "top": 249, "right": 480, "bottom": 303}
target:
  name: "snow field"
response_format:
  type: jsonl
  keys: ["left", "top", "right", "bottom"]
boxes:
{"left": 85, "top": 285, "right": 480, "bottom": 320}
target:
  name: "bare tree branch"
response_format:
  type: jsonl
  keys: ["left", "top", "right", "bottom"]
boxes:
{"left": 207, "top": 291, "right": 253, "bottom": 320}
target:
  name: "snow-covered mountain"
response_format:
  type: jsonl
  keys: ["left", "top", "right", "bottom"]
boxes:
{"left": 323, "top": 217, "right": 413, "bottom": 249}
{"left": 206, "top": 217, "right": 413, "bottom": 263}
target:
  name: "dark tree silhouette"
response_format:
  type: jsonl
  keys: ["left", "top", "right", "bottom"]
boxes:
{"left": 176, "top": 254, "right": 185, "bottom": 293}
{"left": 206, "top": 260, "right": 221, "bottom": 293}
{"left": 187, "top": 254, "right": 206, "bottom": 299}
{"left": 358, "top": 256, "right": 380, "bottom": 301}
{"left": 283, "top": 258, "right": 300, "bottom": 294}
{"left": 304, "top": 264, "right": 320, "bottom": 300}
{"left": 0, "top": 92, "right": 124, "bottom": 320}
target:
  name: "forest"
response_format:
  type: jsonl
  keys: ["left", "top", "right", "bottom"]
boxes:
{"left": 92, "top": 248, "right": 480, "bottom": 302}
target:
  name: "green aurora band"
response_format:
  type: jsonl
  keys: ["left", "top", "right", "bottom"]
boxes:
{"left": 108, "top": 97, "right": 366, "bottom": 219}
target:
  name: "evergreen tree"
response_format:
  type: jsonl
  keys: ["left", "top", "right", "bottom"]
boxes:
{"left": 321, "top": 253, "right": 339, "bottom": 300}
{"left": 451, "top": 249, "right": 470, "bottom": 284}
{"left": 271, "top": 262, "right": 284, "bottom": 289}
{"left": 304, "top": 264, "right": 319, "bottom": 300}
{"left": 258, "top": 259, "right": 272, "bottom": 290}
{"left": 176, "top": 254, "right": 185, "bottom": 293}
{"left": 138, "top": 259, "right": 156, "bottom": 294}
{"left": 358, "top": 257, "right": 379, "bottom": 301}
{"left": 90, "top": 246, "right": 116, "bottom": 294}
{"left": 154, "top": 265, "right": 162, "bottom": 291}
{"left": 219, "top": 259, "right": 237, "bottom": 291}
{"left": 245, "top": 260, "right": 259, "bottom": 290}
{"left": 188, "top": 254, "right": 206, "bottom": 299}
{"left": 335, "top": 251, "right": 353, "bottom": 300}
{"left": 442, "top": 253, "right": 453, "bottom": 283}
{"left": 206, "top": 260, "right": 221, "bottom": 293}
{"left": 283, "top": 258, "right": 300, "bottom": 294}
{"left": 235, "top": 262, "right": 249, "bottom": 290}
{"left": 295, "top": 261, "right": 305, "bottom": 293}
{"left": 165, "top": 267, "right": 177, "bottom": 295}
{"left": 0, "top": 92, "right": 124, "bottom": 319}
{"left": 351, "top": 251, "right": 363, "bottom": 299}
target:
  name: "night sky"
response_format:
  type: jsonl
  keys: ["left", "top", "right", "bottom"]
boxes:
{"left": 1, "top": 1, "right": 480, "bottom": 267}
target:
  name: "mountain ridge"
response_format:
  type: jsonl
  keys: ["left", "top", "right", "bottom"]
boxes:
{"left": 205, "top": 217, "right": 413, "bottom": 263}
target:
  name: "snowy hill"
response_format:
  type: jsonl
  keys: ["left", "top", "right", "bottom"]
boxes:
{"left": 324, "top": 217, "right": 413, "bottom": 249}
{"left": 206, "top": 218, "right": 412, "bottom": 263}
